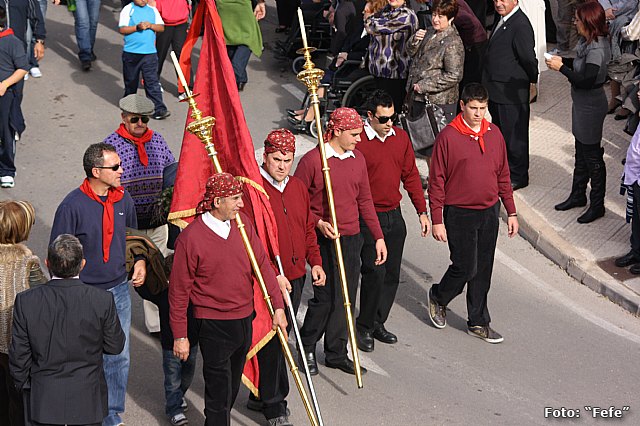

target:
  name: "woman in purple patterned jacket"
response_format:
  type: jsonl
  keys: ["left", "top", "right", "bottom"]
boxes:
{"left": 364, "top": 0, "right": 418, "bottom": 111}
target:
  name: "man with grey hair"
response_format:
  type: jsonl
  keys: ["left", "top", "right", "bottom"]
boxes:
{"left": 50, "top": 143, "right": 144, "bottom": 426}
{"left": 10, "top": 234, "right": 125, "bottom": 426}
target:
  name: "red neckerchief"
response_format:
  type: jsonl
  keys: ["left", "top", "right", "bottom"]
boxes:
{"left": 79, "top": 178, "right": 125, "bottom": 262}
{"left": 448, "top": 113, "right": 491, "bottom": 153}
{"left": 115, "top": 123, "right": 154, "bottom": 167}
{"left": 0, "top": 29, "right": 15, "bottom": 38}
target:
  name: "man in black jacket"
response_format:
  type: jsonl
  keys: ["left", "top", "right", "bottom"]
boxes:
{"left": 482, "top": 0, "right": 537, "bottom": 190}
{"left": 10, "top": 234, "right": 125, "bottom": 426}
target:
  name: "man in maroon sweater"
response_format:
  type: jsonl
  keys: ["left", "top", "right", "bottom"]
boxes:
{"left": 169, "top": 172, "right": 287, "bottom": 425}
{"left": 243, "top": 129, "right": 326, "bottom": 425}
{"left": 427, "top": 83, "right": 518, "bottom": 344}
{"left": 295, "top": 107, "right": 387, "bottom": 376}
{"left": 355, "top": 90, "right": 431, "bottom": 352}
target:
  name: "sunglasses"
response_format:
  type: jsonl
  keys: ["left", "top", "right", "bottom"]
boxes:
{"left": 374, "top": 113, "right": 397, "bottom": 124}
{"left": 95, "top": 163, "right": 122, "bottom": 171}
{"left": 129, "top": 116, "right": 150, "bottom": 124}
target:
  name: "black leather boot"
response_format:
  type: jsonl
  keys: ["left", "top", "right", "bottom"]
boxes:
{"left": 578, "top": 147, "right": 606, "bottom": 224}
{"left": 555, "top": 146, "right": 589, "bottom": 211}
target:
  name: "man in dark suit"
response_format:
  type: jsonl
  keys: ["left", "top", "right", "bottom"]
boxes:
{"left": 9, "top": 234, "right": 125, "bottom": 426}
{"left": 482, "top": 0, "right": 538, "bottom": 190}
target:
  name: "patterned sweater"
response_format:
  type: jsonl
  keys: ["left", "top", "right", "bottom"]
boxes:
{"left": 365, "top": 5, "right": 418, "bottom": 79}
{"left": 103, "top": 131, "right": 176, "bottom": 229}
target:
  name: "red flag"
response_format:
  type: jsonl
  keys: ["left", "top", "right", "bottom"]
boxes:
{"left": 168, "top": 0, "right": 281, "bottom": 396}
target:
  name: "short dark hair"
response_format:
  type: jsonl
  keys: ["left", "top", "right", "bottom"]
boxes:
{"left": 0, "top": 6, "right": 7, "bottom": 28}
{"left": 47, "top": 234, "right": 84, "bottom": 278}
{"left": 83, "top": 143, "right": 117, "bottom": 178}
{"left": 460, "top": 83, "right": 489, "bottom": 104}
{"left": 365, "top": 89, "right": 394, "bottom": 114}
{"left": 432, "top": 0, "right": 458, "bottom": 20}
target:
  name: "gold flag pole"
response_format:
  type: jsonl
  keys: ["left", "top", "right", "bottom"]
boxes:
{"left": 294, "top": 10, "right": 363, "bottom": 389}
{"left": 170, "top": 52, "right": 319, "bottom": 426}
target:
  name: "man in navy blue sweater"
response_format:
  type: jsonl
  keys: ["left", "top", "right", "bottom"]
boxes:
{"left": 50, "top": 142, "right": 146, "bottom": 426}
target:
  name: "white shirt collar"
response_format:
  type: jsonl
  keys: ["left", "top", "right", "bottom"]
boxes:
{"left": 202, "top": 211, "right": 232, "bottom": 239}
{"left": 325, "top": 142, "right": 355, "bottom": 160}
{"left": 502, "top": 5, "right": 520, "bottom": 23}
{"left": 260, "top": 166, "right": 289, "bottom": 193}
{"left": 51, "top": 275, "right": 80, "bottom": 280}
{"left": 364, "top": 120, "right": 396, "bottom": 142}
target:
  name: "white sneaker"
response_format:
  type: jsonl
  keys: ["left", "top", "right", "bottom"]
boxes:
{"left": 29, "top": 67, "right": 42, "bottom": 78}
{"left": 14, "top": 132, "right": 19, "bottom": 141}
{"left": 159, "top": 83, "right": 164, "bottom": 93}
{"left": 1, "top": 176, "right": 15, "bottom": 188}
{"left": 23, "top": 73, "right": 29, "bottom": 81}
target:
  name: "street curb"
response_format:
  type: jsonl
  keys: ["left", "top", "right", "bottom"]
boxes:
{"left": 505, "top": 193, "right": 640, "bottom": 317}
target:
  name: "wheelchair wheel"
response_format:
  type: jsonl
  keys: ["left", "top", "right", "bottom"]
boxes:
{"left": 341, "top": 75, "right": 376, "bottom": 116}
{"left": 292, "top": 56, "right": 306, "bottom": 74}
{"left": 309, "top": 118, "right": 323, "bottom": 139}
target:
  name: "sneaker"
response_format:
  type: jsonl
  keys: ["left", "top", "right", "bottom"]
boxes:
{"left": 81, "top": 61, "right": 92, "bottom": 71}
{"left": 181, "top": 397, "right": 188, "bottom": 411}
{"left": 29, "top": 67, "right": 42, "bottom": 78}
{"left": 152, "top": 110, "right": 171, "bottom": 120}
{"left": 14, "top": 132, "right": 19, "bottom": 141}
{"left": 427, "top": 289, "right": 446, "bottom": 329}
{"left": 23, "top": 73, "right": 29, "bottom": 81}
{"left": 169, "top": 413, "right": 188, "bottom": 426}
{"left": 268, "top": 415, "right": 293, "bottom": 426}
{"left": 0, "top": 176, "right": 15, "bottom": 188}
{"left": 467, "top": 325, "right": 504, "bottom": 344}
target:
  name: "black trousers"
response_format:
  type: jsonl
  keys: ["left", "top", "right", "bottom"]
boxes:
{"left": 301, "top": 233, "right": 363, "bottom": 363}
{"left": 0, "top": 353, "right": 24, "bottom": 426}
{"left": 155, "top": 22, "right": 193, "bottom": 89}
{"left": 374, "top": 77, "right": 408, "bottom": 115}
{"left": 489, "top": 100, "right": 531, "bottom": 186}
{"left": 199, "top": 315, "right": 253, "bottom": 426}
{"left": 460, "top": 41, "right": 487, "bottom": 95}
{"left": 430, "top": 203, "right": 499, "bottom": 326}
{"left": 253, "top": 275, "right": 305, "bottom": 420}
{"left": 357, "top": 208, "right": 407, "bottom": 332}
{"left": 275, "top": 0, "right": 299, "bottom": 27}
{"left": 632, "top": 182, "right": 640, "bottom": 257}
{"left": 122, "top": 51, "right": 167, "bottom": 114}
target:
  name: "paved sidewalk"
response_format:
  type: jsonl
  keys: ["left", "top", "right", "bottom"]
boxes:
{"left": 515, "top": 70, "right": 640, "bottom": 315}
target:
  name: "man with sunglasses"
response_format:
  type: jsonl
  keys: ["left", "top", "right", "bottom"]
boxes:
{"left": 50, "top": 142, "right": 146, "bottom": 426}
{"left": 354, "top": 90, "right": 430, "bottom": 352}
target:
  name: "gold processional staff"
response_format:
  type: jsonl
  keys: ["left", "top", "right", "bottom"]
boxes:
{"left": 169, "top": 52, "right": 319, "bottom": 426}
{"left": 295, "top": 9, "right": 364, "bottom": 389}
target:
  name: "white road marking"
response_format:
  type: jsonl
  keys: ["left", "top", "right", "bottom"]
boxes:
{"left": 282, "top": 83, "right": 307, "bottom": 102}
{"left": 495, "top": 249, "right": 640, "bottom": 345}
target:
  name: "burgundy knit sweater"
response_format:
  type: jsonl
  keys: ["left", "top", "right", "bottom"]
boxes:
{"left": 356, "top": 126, "right": 427, "bottom": 214}
{"left": 294, "top": 146, "right": 384, "bottom": 240}
{"left": 428, "top": 124, "right": 516, "bottom": 224}
{"left": 169, "top": 213, "right": 284, "bottom": 338}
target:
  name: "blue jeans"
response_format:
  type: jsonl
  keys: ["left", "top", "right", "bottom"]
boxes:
{"left": 27, "top": 0, "right": 48, "bottom": 67}
{"left": 122, "top": 52, "right": 167, "bottom": 114}
{"left": 103, "top": 280, "right": 131, "bottom": 426}
{"left": 73, "top": 0, "right": 102, "bottom": 62}
{"left": 226, "top": 45, "right": 251, "bottom": 84}
{"left": 162, "top": 347, "right": 198, "bottom": 417}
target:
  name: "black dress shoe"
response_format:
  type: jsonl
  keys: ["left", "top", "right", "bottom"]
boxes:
{"left": 373, "top": 324, "right": 397, "bottom": 344}
{"left": 357, "top": 330, "right": 374, "bottom": 352}
{"left": 81, "top": 60, "right": 92, "bottom": 71}
{"left": 237, "top": 82, "right": 246, "bottom": 91}
{"left": 630, "top": 263, "right": 640, "bottom": 274}
{"left": 325, "top": 358, "right": 367, "bottom": 375}
{"left": 554, "top": 196, "right": 587, "bottom": 211}
{"left": 577, "top": 206, "right": 605, "bottom": 224}
{"left": 615, "top": 251, "right": 640, "bottom": 267}
{"left": 303, "top": 351, "right": 318, "bottom": 376}
{"left": 511, "top": 182, "right": 528, "bottom": 191}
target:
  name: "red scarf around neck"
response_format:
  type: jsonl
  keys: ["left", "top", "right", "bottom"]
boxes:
{"left": 448, "top": 113, "right": 491, "bottom": 153}
{"left": 79, "top": 178, "right": 125, "bottom": 263}
{"left": 0, "top": 29, "right": 15, "bottom": 38}
{"left": 115, "top": 123, "right": 154, "bottom": 166}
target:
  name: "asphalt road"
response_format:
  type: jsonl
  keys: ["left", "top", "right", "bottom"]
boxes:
{"left": 5, "top": 2, "right": 640, "bottom": 425}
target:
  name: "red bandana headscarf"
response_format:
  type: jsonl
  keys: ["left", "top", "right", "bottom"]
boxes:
{"left": 79, "top": 178, "right": 125, "bottom": 262}
{"left": 264, "top": 128, "right": 296, "bottom": 155}
{"left": 115, "top": 123, "right": 154, "bottom": 166}
{"left": 449, "top": 113, "right": 491, "bottom": 153}
{"left": 323, "top": 107, "right": 364, "bottom": 142}
{"left": 196, "top": 172, "right": 244, "bottom": 214}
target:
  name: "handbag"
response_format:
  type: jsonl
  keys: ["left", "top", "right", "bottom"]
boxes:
{"left": 399, "top": 92, "right": 448, "bottom": 152}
